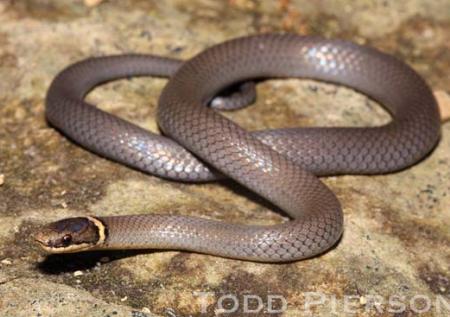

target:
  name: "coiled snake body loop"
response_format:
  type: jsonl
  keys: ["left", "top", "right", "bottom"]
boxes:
{"left": 36, "top": 34, "right": 440, "bottom": 262}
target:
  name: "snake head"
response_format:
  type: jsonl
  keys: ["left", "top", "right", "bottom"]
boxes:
{"left": 34, "top": 216, "right": 106, "bottom": 253}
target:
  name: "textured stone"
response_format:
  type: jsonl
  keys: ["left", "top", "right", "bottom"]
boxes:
{"left": 0, "top": 0, "right": 449, "bottom": 316}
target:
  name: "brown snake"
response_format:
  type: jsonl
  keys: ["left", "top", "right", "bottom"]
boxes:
{"left": 35, "top": 34, "right": 441, "bottom": 262}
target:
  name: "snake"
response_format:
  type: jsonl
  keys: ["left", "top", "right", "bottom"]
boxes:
{"left": 34, "top": 34, "right": 441, "bottom": 262}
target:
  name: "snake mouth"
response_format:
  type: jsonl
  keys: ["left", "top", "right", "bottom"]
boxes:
{"left": 34, "top": 239, "right": 58, "bottom": 253}
{"left": 33, "top": 232, "right": 62, "bottom": 253}
{"left": 33, "top": 235, "right": 94, "bottom": 253}
{"left": 33, "top": 231, "right": 50, "bottom": 248}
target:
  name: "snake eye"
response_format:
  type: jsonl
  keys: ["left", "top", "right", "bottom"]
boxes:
{"left": 61, "top": 234, "right": 72, "bottom": 246}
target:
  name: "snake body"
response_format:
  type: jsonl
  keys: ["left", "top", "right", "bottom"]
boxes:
{"left": 36, "top": 34, "right": 440, "bottom": 262}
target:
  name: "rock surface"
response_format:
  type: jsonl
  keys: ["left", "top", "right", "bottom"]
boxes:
{"left": 0, "top": 0, "right": 449, "bottom": 316}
